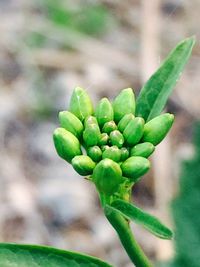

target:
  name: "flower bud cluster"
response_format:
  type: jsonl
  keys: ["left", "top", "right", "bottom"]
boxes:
{"left": 53, "top": 87, "right": 174, "bottom": 196}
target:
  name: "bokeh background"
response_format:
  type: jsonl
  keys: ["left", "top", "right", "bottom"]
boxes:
{"left": 0, "top": 1, "right": 200, "bottom": 266}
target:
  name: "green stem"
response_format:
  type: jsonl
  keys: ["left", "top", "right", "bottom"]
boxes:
{"left": 105, "top": 206, "right": 153, "bottom": 267}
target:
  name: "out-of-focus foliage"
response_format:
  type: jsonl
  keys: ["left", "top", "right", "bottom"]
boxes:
{"left": 161, "top": 122, "right": 200, "bottom": 267}
{"left": 27, "top": 1, "right": 113, "bottom": 48}
{"left": 24, "top": 1, "right": 115, "bottom": 118}
{"left": 44, "top": 0, "right": 111, "bottom": 36}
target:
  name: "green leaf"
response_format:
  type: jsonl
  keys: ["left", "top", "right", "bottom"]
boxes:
{"left": 0, "top": 243, "right": 113, "bottom": 267}
{"left": 110, "top": 199, "right": 173, "bottom": 239}
{"left": 136, "top": 37, "right": 195, "bottom": 121}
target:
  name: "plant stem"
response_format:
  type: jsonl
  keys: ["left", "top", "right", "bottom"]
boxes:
{"left": 105, "top": 206, "right": 153, "bottom": 267}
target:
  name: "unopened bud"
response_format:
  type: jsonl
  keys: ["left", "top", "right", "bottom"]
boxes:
{"left": 130, "top": 142, "right": 155, "bottom": 158}
{"left": 142, "top": 113, "right": 174, "bottom": 145}
{"left": 95, "top": 98, "right": 114, "bottom": 128}
{"left": 102, "top": 146, "right": 121, "bottom": 162}
{"left": 69, "top": 87, "right": 93, "bottom": 121}
{"left": 121, "top": 156, "right": 150, "bottom": 182}
{"left": 120, "top": 147, "right": 129, "bottom": 161}
{"left": 102, "top": 121, "right": 117, "bottom": 134}
{"left": 123, "top": 117, "right": 144, "bottom": 146}
{"left": 113, "top": 88, "right": 135, "bottom": 122}
{"left": 110, "top": 130, "right": 124, "bottom": 148}
{"left": 72, "top": 155, "right": 95, "bottom": 176}
{"left": 92, "top": 159, "right": 123, "bottom": 195}
{"left": 53, "top": 128, "right": 82, "bottom": 163}
{"left": 98, "top": 133, "right": 109, "bottom": 146}
{"left": 87, "top": 146, "right": 102, "bottom": 162}
{"left": 118, "top": 113, "right": 135, "bottom": 132}
{"left": 59, "top": 111, "right": 83, "bottom": 138}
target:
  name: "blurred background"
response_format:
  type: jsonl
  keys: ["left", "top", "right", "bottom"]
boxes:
{"left": 0, "top": 0, "right": 200, "bottom": 266}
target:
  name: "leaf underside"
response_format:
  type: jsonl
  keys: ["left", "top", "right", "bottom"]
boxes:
{"left": 110, "top": 199, "right": 173, "bottom": 239}
{"left": 136, "top": 37, "right": 195, "bottom": 122}
{"left": 0, "top": 243, "right": 113, "bottom": 267}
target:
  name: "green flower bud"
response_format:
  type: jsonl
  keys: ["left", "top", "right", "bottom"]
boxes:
{"left": 142, "top": 113, "right": 174, "bottom": 145}
{"left": 121, "top": 156, "right": 150, "bottom": 182}
{"left": 83, "top": 123, "right": 101, "bottom": 147}
{"left": 110, "top": 130, "right": 124, "bottom": 148}
{"left": 113, "top": 88, "right": 135, "bottom": 123}
{"left": 72, "top": 155, "right": 96, "bottom": 176}
{"left": 102, "top": 121, "right": 117, "bottom": 134}
{"left": 95, "top": 98, "right": 114, "bottom": 128}
{"left": 69, "top": 87, "right": 94, "bottom": 121}
{"left": 120, "top": 147, "right": 129, "bottom": 161}
{"left": 118, "top": 113, "right": 135, "bottom": 132}
{"left": 92, "top": 159, "right": 123, "bottom": 195}
{"left": 102, "top": 146, "right": 121, "bottom": 162}
{"left": 59, "top": 111, "right": 83, "bottom": 138}
{"left": 130, "top": 142, "right": 155, "bottom": 158}
{"left": 101, "top": 145, "right": 110, "bottom": 152}
{"left": 98, "top": 133, "right": 109, "bottom": 146}
{"left": 53, "top": 128, "right": 82, "bottom": 163}
{"left": 87, "top": 146, "right": 102, "bottom": 162}
{"left": 123, "top": 117, "right": 144, "bottom": 146}
{"left": 84, "top": 116, "right": 98, "bottom": 128}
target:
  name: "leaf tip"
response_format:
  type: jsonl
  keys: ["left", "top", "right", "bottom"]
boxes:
{"left": 179, "top": 35, "right": 196, "bottom": 48}
{"left": 187, "top": 35, "right": 196, "bottom": 43}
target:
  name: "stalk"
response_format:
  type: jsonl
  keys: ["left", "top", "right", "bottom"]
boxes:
{"left": 105, "top": 206, "right": 153, "bottom": 267}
